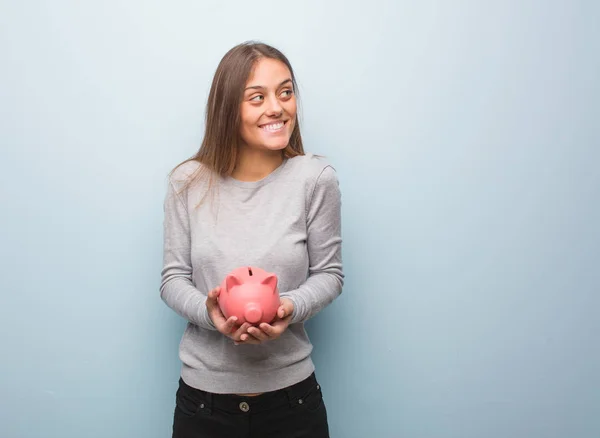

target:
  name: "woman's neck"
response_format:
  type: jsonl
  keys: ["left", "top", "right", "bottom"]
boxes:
{"left": 231, "top": 147, "right": 284, "bottom": 182}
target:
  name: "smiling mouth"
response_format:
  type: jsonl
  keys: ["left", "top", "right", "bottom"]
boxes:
{"left": 259, "top": 120, "right": 287, "bottom": 133}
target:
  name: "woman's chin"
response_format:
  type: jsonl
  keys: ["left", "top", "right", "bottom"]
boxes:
{"left": 259, "top": 140, "right": 290, "bottom": 151}
{"left": 242, "top": 135, "right": 291, "bottom": 152}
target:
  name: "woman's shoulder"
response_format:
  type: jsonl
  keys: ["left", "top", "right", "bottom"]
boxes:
{"left": 284, "top": 153, "right": 340, "bottom": 201}
{"left": 167, "top": 159, "right": 210, "bottom": 193}
{"left": 170, "top": 159, "right": 202, "bottom": 182}
{"left": 287, "top": 152, "right": 337, "bottom": 180}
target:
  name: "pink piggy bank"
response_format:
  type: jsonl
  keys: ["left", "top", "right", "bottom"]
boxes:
{"left": 218, "top": 266, "right": 280, "bottom": 325}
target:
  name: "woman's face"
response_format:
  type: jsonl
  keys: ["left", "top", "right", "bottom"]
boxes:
{"left": 239, "top": 58, "right": 297, "bottom": 152}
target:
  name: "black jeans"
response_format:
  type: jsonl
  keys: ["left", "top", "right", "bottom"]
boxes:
{"left": 172, "top": 372, "right": 329, "bottom": 438}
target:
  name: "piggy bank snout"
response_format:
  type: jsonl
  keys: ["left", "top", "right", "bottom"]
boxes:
{"left": 244, "top": 303, "right": 263, "bottom": 324}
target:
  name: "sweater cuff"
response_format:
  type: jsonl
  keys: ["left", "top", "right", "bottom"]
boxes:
{"left": 199, "top": 298, "right": 217, "bottom": 330}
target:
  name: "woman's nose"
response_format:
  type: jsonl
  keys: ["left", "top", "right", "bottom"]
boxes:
{"left": 264, "top": 95, "right": 283, "bottom": 116}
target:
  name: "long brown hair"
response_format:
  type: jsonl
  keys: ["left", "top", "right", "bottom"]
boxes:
{"left": 171, "top": 41, "right": 304, "bottom": 198}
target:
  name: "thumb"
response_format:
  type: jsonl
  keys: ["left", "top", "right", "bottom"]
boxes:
{"left": 206, "top": 287, "right": 221, "bottom": 314}
{"left": 207, "top": 287, "right": 220, "bottom": 304}
{"left": 278, "top": 298, "right": 294, "bottom": 319}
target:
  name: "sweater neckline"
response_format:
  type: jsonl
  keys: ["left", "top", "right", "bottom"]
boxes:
{"left": 221, "top": 158, "right": 289, "bottom": 189}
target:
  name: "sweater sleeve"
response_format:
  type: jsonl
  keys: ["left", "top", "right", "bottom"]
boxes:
{"left": 280, "top": 165, "right": 344, "bottom": 324}
{"left": 159, "top": 179, "right": 216, "bottom": 330}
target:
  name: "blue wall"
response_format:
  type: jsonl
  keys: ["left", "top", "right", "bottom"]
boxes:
{"left": 1, "top": 1, "right": 598, "bottom": 437}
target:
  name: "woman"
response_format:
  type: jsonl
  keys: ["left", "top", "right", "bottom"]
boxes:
{"left": 160, "top": 41, "right": 343, "bottom": 438}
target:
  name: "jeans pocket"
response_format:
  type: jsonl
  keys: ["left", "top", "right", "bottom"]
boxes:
{"left": 301, "top": 382, "right": 324, "bottom": 413}
{"left": 175, "top": 380, "right": 210, "bottom": 418}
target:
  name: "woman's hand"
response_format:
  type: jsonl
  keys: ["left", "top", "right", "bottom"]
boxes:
{"left": 205, "top": 287, "right": 252, "bottom": 342}
{"left": 237, "top": 298, "right": 295, "bottom": 345}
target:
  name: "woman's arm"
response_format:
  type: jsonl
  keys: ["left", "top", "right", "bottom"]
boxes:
{"left": 159, "top": 180, "right": 217, "bottom": 330}
{"left": 280, "top": 165, "right": 344, "bottom": 324}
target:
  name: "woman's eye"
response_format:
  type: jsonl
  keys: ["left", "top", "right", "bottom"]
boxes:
{"left": 250, "top": 95, "right": 263, "bottom": 102}
{"left": 281, "top": 89, "right": 293, "bottom": 98}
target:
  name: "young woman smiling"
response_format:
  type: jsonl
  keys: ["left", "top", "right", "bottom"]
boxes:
{"left": 160, "top": 41, "right": 344, "bottom": 438}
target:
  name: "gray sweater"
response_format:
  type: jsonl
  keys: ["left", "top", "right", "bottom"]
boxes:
{"left": 160, "top": 153, "right": 344, "bottom": 394}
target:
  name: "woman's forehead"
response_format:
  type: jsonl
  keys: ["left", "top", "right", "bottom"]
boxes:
{"left": 245, "top": 58, "right": 292, "bottom": 89}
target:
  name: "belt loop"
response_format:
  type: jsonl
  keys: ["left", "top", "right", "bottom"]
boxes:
{"left": 283, "top": 385, "right": 295, "bottom": 407}
{"left": 204, "top": 391, "right": 213, "bottom": 414}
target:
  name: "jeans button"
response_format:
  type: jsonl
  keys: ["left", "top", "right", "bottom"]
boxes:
{"left": 239, "top": 402, "right": 250, "bottom": 412}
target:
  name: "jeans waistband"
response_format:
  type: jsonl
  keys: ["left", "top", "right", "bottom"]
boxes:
{"left": 178, "top": 372, "right": 321, "bottom": 414}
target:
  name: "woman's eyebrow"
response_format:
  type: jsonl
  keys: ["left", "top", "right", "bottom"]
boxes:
{"left": 244, "top": 78, "right": 292, "bottom": 91}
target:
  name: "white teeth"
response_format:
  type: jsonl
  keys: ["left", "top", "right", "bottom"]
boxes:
{"left": 262, "top": 122, "right": 284, "bottom": 132}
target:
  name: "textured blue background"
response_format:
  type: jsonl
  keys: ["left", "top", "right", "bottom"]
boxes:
{"left": 1, "top": 1, "right": 598, "bottom": 437}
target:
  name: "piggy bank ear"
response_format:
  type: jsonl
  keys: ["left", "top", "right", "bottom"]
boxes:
{"left": 261, "top": 273, "right": 278, "bottom": 291}
{"left": 225, "top": 274, "right": 242, "bottom": 292}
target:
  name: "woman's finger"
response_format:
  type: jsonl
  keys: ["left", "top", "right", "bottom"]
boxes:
{"left": 230, "top": 322, "right": 251, "bottom": 341}
{"left": 206, "top": 287, "right": 220, "bottom": 303}
{"left": 236, "top": 333, "right": 261, "bottom": 345}
{"left": 277, "top": 305, "right": 287, "bottom": 319}
{"left": 207, "top": 292, "right": 228, "bottom": 328}
{"left": 221, "top": 316, "right": 238, "bottom": 333}
{"left": 247, "top": 326, "right": 270, "bottom": 342}
{"left": 205, "top": 287, "right": 220, "bottom": 313}
{"left": 259, "top": 323, "right": 280, "bottom": 338}
{"left": 277, "top": 298, "right": 294, "bottom": 319}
